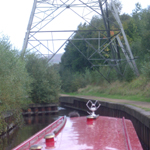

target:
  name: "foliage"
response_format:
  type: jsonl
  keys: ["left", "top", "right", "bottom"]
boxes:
{"left": 123, "top": 65, "right": 136, "bottom": 82}
{"left": 73, "top": 76, "right": 150, "bottom": 101}
{"left": 59, "top": 3, "right": 150, "bottom": 93}
{"left": 60, "top": 23, "right": 91, "bottom": 73}
{"left": 25, "top": 53, "right": 61, "bottom": 104}
{"left": 0, "top": 36, "right": 32, "bottom": 134}
{"left": 141, "top": 61, "right": 150, "bottom": 80}
{"left": 131, "top": 5, "right": 150, "bottom": 60}
{"left": 61, "top": 70, "right": 87, "bottom": 92}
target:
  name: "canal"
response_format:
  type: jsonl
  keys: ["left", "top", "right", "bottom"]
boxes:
{"left": 0, "top": 107, "right": 87, "bottom": 150}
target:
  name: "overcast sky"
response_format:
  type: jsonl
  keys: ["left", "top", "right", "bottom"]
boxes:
{"left": 0, "top": 0, "right": 149, "bottom": 50}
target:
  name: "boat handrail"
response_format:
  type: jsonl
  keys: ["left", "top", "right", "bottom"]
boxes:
{"left": 12, "top": 116, "right": 66, "bottom": 150}
{"left": 54, "top": 116, "right": 67, "bottom": 135}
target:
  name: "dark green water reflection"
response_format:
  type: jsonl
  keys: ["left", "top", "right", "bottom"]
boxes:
{"left": 0, "top": 107, "right": 86, "bottom": 150}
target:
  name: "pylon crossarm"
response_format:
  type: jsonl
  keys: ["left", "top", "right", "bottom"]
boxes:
{"left": 28, "top": 42, "right": 47, "bottom": 58}
{"left": 98, "top": 35, "right": 117, "bottom": 54}
{"left": 47, "top": 32, "right": 75, "bottom": 62}
{"left": 22, "top": 0, "right": 139, "bottom": 82}
{"left": 88, "top": 31, "right": 120, "bottom": 59}
{"left": 76, "top": 31, "right": 107, "bottom": 60}
{"left": 31, "top": 36, "right": 54, "bottom": 53}
{"left": 30, "top": 8, "right": 66, "bottom": 37}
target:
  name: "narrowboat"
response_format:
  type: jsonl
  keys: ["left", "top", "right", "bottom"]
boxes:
{"left": 12, "top": 100, "right": 143, "bottom": 150}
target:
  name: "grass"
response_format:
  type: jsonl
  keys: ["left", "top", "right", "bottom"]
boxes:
{"left": 61, "top": 77, "right": 150, "bottom": 112}
{"left": 61, "top": 92, "right": 150, "bottom": 112}
{"left": 62, "top": 92, "right": 150, "bottom": 102}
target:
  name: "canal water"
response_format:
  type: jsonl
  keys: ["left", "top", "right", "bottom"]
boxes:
{"left": 0, "top": 107, "right": 87, "bottom": 150}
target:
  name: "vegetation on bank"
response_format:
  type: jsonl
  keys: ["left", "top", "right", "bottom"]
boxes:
{"left": 0, "top": 36, "right": 61, "bottom": 134}
{"left": 59, "top": 3, "right": 150, "bottom": 101}
{"left": 62, "top": 74, "right": 150, "bottom": 102}
{"left": 25, "top": 53, "right": 61, "bottom": 104}
{"left": 0, "top": 36, "right": 31, "bottom": 134}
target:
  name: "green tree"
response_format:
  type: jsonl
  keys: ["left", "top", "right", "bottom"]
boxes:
{"left": 61, "top": 69, "right": 87, "bottom": 92}
{"left": 60, "top": 23, "right": 92, "bottom": 73}
{"left": 0, "top": 35, "right": 32, "bottom": 133}
{"left": 59, "top": 1, "right": 150, "bottom": 92}
{"left": 25, "top": 53, "right": 61, "bottom": 104}
{"left": 141, "top": 7, "right": 150, "bottom": 57}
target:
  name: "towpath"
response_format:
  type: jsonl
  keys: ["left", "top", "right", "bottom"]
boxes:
{"left": 60, "top": 94, "right": 150, "bottom": 111}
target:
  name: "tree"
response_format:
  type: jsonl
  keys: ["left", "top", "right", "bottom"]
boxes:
{"left": 132, "top": 3, "right": 142, "bottom": 15}
{"left": 141, "top": 7, "right": 150, "bottom": 57}
{"left": 0, "top": 35, "right": 32, "bottom": 133}
{"left": 60, "top": 23, "right": 91, "bottom": 73}
{"left": 25, "top": 53, "right": 61, "bottom": 104}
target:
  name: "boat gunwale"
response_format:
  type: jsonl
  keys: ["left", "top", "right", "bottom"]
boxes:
{"left": 12, "top": 116, "right": 66, "bottom": 150}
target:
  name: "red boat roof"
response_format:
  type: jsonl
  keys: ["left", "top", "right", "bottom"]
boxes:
{"left": 13, "top": 116, "right": 143, "bottom": 150}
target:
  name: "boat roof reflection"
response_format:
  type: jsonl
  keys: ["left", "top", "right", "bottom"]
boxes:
{"left": 37, "top": 116, "right": 143, "bottom": 150}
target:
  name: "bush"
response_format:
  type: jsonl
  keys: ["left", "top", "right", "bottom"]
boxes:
{"left": 72, "top": 72, "right": 87, "bottom": 91}
{"left": 141, "top": 61, "right": 150, "bottom": 80}
{"left": 84, "top": 67, "right": 117, "bottom": 85}
{"left": 61, "top": 70, "right": 87, "bottom": 92}
{"left": 25, "top": 53, "right": 61, "bottom": 104}
{"left": 0, "top": 36, "right": 32, "bottom": 133}
{"left": 123, "top": 65, "right": 136, "bottom": 82}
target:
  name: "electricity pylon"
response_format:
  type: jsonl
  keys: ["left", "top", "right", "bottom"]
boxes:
{"left": 22, "top": 0, "right": 139, "bottom": 82}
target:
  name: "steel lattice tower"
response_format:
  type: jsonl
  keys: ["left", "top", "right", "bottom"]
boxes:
{"left": 22, "top": 0, "right": 139, "bottom": 82}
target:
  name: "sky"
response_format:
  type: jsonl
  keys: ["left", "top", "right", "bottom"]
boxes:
{"left": 0, "top": 0, "right": 149, "bottom": 51}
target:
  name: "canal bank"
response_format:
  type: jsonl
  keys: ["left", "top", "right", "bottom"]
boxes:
{"left": 0, "top": 104, "right": 58, "bottom": 137}
{"left": 22, "top": 104, "right": 58, "bottom": 116}
{"left": 59, "top": 95, "right": 150, "bottom": 150}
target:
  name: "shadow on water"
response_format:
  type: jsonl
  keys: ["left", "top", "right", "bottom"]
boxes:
{"left": 0, "top": 107, "right": 87, "bottom": 150}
